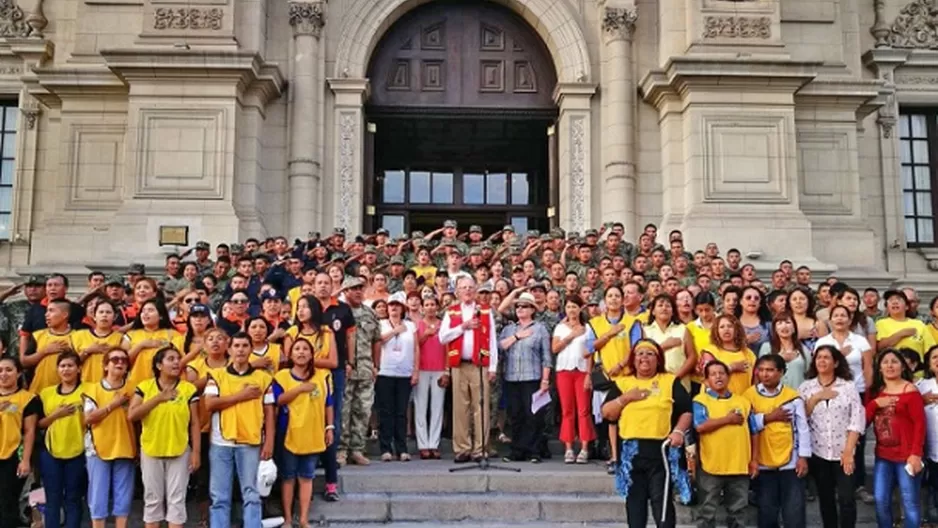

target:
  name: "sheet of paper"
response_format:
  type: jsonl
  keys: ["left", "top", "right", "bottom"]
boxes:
{"left": 531, "top": 389, "right": 552, "bottom": 414}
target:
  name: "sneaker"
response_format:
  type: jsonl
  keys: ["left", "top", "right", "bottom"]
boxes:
{"left": 400, "top": 453, "right": 411, "bottom": 462}
{"left": 324, "top": 483, "right": 339, "bottom": 502}
{"left": 564, "top": 449, "right": 575, "bottom": 464}
{"left": 381, "top": 452, "right": 393, "bottom": 462}
{"left": 336, "top": 451, "right": 348, "bottom": 466}
{"left": 349, "top": 451, "right": 371, "bottom": 466}
{"left": 857, "top": 486, "right": 874, "bottom": 504}
{"left": 575, "top": 450, "right": 589, "bottom": 464}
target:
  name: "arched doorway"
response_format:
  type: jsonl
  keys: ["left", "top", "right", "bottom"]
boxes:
{"left": 363, "top": 0, "right": 558, "bottom": 237}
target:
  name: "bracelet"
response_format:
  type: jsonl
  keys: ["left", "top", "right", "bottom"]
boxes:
{"left": 325, "top": 425, "right": 335, "bottom": 431}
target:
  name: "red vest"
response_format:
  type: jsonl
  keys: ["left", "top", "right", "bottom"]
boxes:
{"left": 445, "top": 305, "right": 492, "bottom": 368}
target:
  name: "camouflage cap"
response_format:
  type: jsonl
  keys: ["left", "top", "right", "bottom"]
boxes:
{"left": 468, "top": 246, "right": 482, "bottom": 256}
{"left": 332, "top": 227, "right": 347, "bottom": 237}
{"left": 527, "top": 230, "right": 540, "bottom": 238}
{"left": 550, "top": 227, "right": 566, "bottom": 239}
{"left": 411, "top": 231, "right": 425, "bottom": 239}
{"left": 587, "top": 291, "right": 603, "bottom": 305}
{"left": 539, "top": 234, "right": 552, "bottom": 242}
{"left": 502, "top": 224, "right": 515, "bottom": 233}
{"left": 567, "top": 231, "right": 580, "bottom": 241}
{"left": 364, "top": 245, "right": 377, "bottom": 254}
{"left": 340, "top": 276, "right": 366, "bottom": 291}
{"left": 443, "top": 219, "right": 458, "bottom": 229}
{"left": 23, "top": 274, "right": 45, "bottom": 286}
{"left": 105, "top": 275, "right": 124, "bottom": 286}
{"left": 389, "top": 255, "right": 405, "bottom": 266}
{"left": 195, "top": 241, "right": 210, "bottom": 250}
{"left": 469, "top": 225, "right": 483, "bottom": 233}
{"left": 376, "top": 228, "right": 390, "bottom": 236}
{"left": 230, "top": 243, "right": 244, "bottom": 254}
{"left": 585, "top": 229, "right": 599, "bottom": 237}
{"left": 127, "top": 263, "right": 146, "bottom": 275}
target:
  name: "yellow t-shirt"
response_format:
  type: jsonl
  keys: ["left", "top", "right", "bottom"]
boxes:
{"left": 274, "top": 369, "right": 333, "bottom": 455}
{"left": 742, "top": 385, "right": 799, "bottom": 468}
{"left": 411, "top": 265, "right": 437, "bottom": 283}
{"left": 186, "top": 356, "right": 227, "bottom": 433}
{"left": 694, "top": 390, "right": 752, "bottom": 475}
{"left": 285, "top": 326, "right": 333, "bottom": 361}
{"left": 125, "top": 328, "right": 182, "bottom": 389}
{"left": 135, "top": 378, "right": 198, "bottom": 458}
{"left": 0, "top": 389, "right": 37, "bottom": 459}
{"left": 72, "top": 330, "right": 125, "bottom": 385}
{"left": 288, "top": 286, "right": 304, "bottom": 321}
{"left": 29, "top": 329, "right": 77, "bottom": 394}
{"left": 615, "top": 373, "right": 676, "bottom": 441}
{"left": 701, "top": 346, "right": 756, "bottom": 397}
{"left": 83, "top": 380, "right": 136, "bottom": 460}
{"left": 251, "top": 343, "right": 283, "bottom": 373}
{"left": 589, "top": 314, "right": 645, "bottom": 379}
{"left": 876, "top": 317, "right": 937, "bottom": 359}
{"left": 40, "top": 383, "right": 86, "bottom": 459}
{"left": 208, "top": 366, "right": 273, "bottom": 445}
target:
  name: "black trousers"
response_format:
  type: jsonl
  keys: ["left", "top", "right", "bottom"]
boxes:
{"left": 504, "top": 380, "right": 544, "bottom": 459}
{"left": 376, "top": 375, "right": 412, "bottom": 456}
{"left": 0, "top": 455, "right": 24, "bottom": 528}
{"left": 626, "top": 454, "right": 676, "bottom": 528}
{"left": 810, "top": 455, "right": 857, "bottom": 528}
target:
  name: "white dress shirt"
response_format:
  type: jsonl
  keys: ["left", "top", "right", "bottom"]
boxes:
{"left": 438, "top": 301, "right": 498, "bottom": 374}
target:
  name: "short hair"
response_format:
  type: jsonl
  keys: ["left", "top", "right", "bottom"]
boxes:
{"left": 727, "top": 248, "right": 741, "bottom": 256}
{"left": 230, "top": 332, "right": 252, "bottom": 345}
{"left": 704, "top": 360, "right": 729, "bottom": 378}
{"left": 756, "top": 353, "right": 787, "bottom": 373}
{"left": 48, "top": 273, "right": 69, "bottom": 288}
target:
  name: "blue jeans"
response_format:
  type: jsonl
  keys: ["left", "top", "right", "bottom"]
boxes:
{"left": 873, "top": 458, "right": 922, "bottom": 528}
{"left": 39, "top": 451, "right": 85, "bottom": 528}
{"left": 85, "top": 455, "right": 134, "bottom": 519}
{"left": 324, "top": 367, "right": 345, "bottom": 485}
{"left": 757, "top": 469, "right": 806, "bottom": 528}
{"left": 209, "top": 444, "right": 261, "bottom": 528}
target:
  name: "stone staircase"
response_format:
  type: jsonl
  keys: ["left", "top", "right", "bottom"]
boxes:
{"left": 311, "top": 458, "right": 879, "bottom": 527}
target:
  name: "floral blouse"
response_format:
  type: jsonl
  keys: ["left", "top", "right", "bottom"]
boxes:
{"left": 799, "top": 377, "right": 866, "bottom": 461}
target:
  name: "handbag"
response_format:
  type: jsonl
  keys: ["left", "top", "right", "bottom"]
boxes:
{"left": 589, "top": 365, "right": 615, "bottom": 392}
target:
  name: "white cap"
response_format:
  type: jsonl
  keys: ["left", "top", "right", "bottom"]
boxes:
{"left": 256, "top": 459, "right": 278, "bottom": 497}
{"left": 388, "top": 291, "right": 407, "bottom": 306}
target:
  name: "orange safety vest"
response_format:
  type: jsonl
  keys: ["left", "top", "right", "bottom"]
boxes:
{"left": 445, "top": 305, "right": 492, "bottom": 368}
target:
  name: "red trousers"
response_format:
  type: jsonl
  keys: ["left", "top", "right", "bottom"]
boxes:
{"left": 556, "top": 369, "right": 596, "bottom": 444}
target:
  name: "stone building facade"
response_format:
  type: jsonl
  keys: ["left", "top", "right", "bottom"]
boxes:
{"left": 0, "top": 0, "right": 933, "bottom": 290}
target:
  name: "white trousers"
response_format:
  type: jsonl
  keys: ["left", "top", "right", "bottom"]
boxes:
{"left": 414, "top": 370, "right": 446, "bottom": 450}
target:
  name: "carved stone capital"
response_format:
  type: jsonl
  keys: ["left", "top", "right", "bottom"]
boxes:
{"left": 602, "top": 7, "right": 637, "bottom": 43}
{"left": 888, "top": 0, "right": 938, "bottom": 49}
{"left": 20, "top": 108, "right": 37, "bottom": 130}
{"left": 0, "top": 0, "right": 32, "bottom": 38}
{"left": 289, "top": 2, "right": 324, "bottom": 38}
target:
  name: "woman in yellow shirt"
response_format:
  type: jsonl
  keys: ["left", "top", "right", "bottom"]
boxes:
{"left": 179, "top": 303, "right": 214, "bottom": 367}
{"left": 643, "top": 294, "right": 697, "bottom": 389}
{"left": 0, "top": 356, "right": 39, "bottom": 528}
{"left": 128, "top": 346, "right": 201, "bottom": 528}
{"left": 699, "top": 314, "right": 756, "bottom": 396}
{"left": 410, "top": 247, "right": 438, "bottom": 283}
{"left": 124, "top": 299, "right": 181, "bottom": 389}
{"left": 37, "top": 350, "right": 86, "bottom": 528}
{"left": 877, "top": 289, "right": 936, "bottom": 361}
{"left": 83, "top": 347, "right": 135, "bottom": 528}
{"left": 74, "top": 301, "right": 125, "bottom": 384}
{"left": 283, "top": 296, "right": 337, "bottom": 371}
{"left": 274, "top": 337, "right": 335, "bottom": 528}
{"left": 246, "top": 316, "right": 283, "bottom": 372}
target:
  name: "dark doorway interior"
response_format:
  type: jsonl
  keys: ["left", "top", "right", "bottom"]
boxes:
{"left": 371, "top": 115, "right": 552, "bottom": 238}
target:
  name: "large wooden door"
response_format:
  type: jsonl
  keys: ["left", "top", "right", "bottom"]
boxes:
{"left": 367, "top": 1, "right": 557, "bottom": 110}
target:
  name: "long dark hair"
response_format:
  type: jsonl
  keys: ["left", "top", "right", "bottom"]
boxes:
{"left": 869, "top": 348, "right": 914, "bottom": 396}
{"left": 768, "top": 311, "right": 806, "bottom": 362}
{"left": 132, "top": 299, "right": 172, "bottom": 330}
{"left": 840, "top": 286, "right": 872, "bottom": 335}
{"left": 648, "top": 294, "right": 680, "bottom": 326}
{"left": 151, "top": 346, "right": 180, "bottom": 380}
{"left": 289, "top": 337, "right": 316, "bottom": 380}
{"left": 925, "top": 345, "right": 938, "bottom": 380}
{"left": 183, "top": 309, "right": 215, "bottom": 357}
{"left": 562, "top": 295, "right": 587, "bottom": 325}
{"left": 806, "top": 344, "right": 853, "bottom": 381}
{"left": 0, "top": 356, "right": 24, "bottom": 390}
{"left": 734, "top": 286, "right": 772, "bottom": 324}
{"left": 296, "top": 295, "right": 324, "bottom": 331}
{"left": 786, "top": 286, "right": 817, "bottom": 321}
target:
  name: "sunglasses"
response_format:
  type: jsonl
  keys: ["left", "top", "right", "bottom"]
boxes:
{"left": 231, "top": 298, "right": 249, "bottom": 304}
{"left": 184, "top": 298, "right": 198, "bottom": 304}
{"left": 107, "top": 356, "right": 128, "bottom": 364}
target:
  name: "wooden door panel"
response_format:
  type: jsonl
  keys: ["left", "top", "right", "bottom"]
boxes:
{"left": 368, "top": 1, "right": 556, "bottom": 109}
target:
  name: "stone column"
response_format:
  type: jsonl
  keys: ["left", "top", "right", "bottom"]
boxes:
{"left": 327, "top": 78, "right": 369, "bottom": 234}
{"left": 554, "top": 83, "right": 597, "bottom": 233}
{"left": 601, "top": 6, "right": 638, "bottom": 236}
{"left": 287, "top": 2, "right": 324, "bottom": 238}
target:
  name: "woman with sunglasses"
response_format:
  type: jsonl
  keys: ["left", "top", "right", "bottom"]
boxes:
{"left": 38, "top": 351, "right": 86, "bottom": 528}
{"left": 217, "top": 293, "right": 251, "bottom": 336}
{"left": 0, "top": 356, "right": 38, "bottom": 528}
{"left": 170, "top": 290, "right": 202, "bottom": 334}
{"left": 124, "top": 299, "right": 181, "bottom": 389}
{"left": 735, "top": 286, "right": 773, "bottom": 353}
{"left": 83, "top": 348, "right": 135, "bottom": 528}
{"left": 74, "top": 300, "right": 125, "bottom": 384}
{"left": 129, "top": 346, "right": 201, "bottom": 528}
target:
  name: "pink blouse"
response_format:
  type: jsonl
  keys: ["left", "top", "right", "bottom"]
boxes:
{"left": 418, "top": 319, "right": 446, "bottom": 372}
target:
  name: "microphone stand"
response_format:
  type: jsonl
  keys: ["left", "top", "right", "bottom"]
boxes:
{"left": 450, "top": 309, "right": 520, "bottom": 474}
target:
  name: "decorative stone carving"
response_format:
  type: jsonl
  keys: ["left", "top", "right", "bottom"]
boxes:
{"left": 702, "top": 16, "right": 771, "bottom": 39}
{"left": 153, "top": 8, "right": 223, "bottom": 30}
{"left": 896, "top": 75, "right": 938, "bottom": 84}
{"left": 0, "top": 66, "right": 21, "bottom": 75}
{"left": 288, "top": 2, "right": 324, "bottom": 38}
{"left": 602, "top": 7, "right": 637, "bottom": 42}
{"left": 872, "top": 0, "right": 890, "bottom": 47}
{"left": 0, "top": 0, "right": 31, "bottom": 38}
{"left": 569, "top": 116, "right": 586, "bottom": 231}
{"left": 20, "top": 108, "right": 37, "bottom": 130}
{"left": 336, "top": 112, "right": 356, "bottom": 233}
{"left": 888, "top": 0, "right": 938, "bottom": 49}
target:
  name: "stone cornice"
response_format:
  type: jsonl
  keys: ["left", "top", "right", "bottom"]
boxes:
{"left": 602, "top": 7, "right": 637, "bottom": 43}
{"left": 30, "top": 67, "right": 127, "bottom": 107}
{"left": 289, "top": 1, "right": 324, "bottom": 38}
{"left": 639, "top": 57, "right": 820, "bottom": 108}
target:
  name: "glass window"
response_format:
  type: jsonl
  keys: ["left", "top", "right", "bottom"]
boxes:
{"left": 432, "top": 172, "right": 453, "bottom": 204}
{"left": 898, "top": 111, "right": 938, "bottom": 245}
{"left": 383, "top": 170, "right": 405, "bottom": 204}
{"left": 0, "top": 104, "right": 15, "bottom": 240}
{"left": 511, "top": 172, "right": 530, "bottom": 205}
{"left": 487, "top": 172, "right": 507, "bottom": 204}
{"left": 463, "top": 173, "right": 484, "bottom": 205}
{"left": 510, "top": 216, "right": 529, "bottom": 235}
{"left": 410, "top": 171, "right": 430, "bottom": 203}
{"left": 381, "top": 215, "right": 406, "bottom": 238}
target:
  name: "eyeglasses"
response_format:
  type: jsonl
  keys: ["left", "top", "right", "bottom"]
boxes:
{"left": 184, "top": 298, "right": 198, "bottom": 304}
{"left": 231, "top": 298, "right": 249, "bottom": 304}
{"left": 107, "top": 356, "right": 128, "bottom": 364}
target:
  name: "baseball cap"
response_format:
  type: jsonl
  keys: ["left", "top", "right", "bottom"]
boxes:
{"left": 127, "top": 263, "right": 146, "bottom": 275}
{"left": 104, "top": 275, "right": 124, "bottom": 286}
{"left": 189, "top": 304, "right": 211, "bottom": 317}
{"left": 469, "top": 225, "right": 482, "bottom": 233}
{"left": 195, "top": 241, "right": 210, "bottom": 250}
{"left": 260, "top": 289, "right": 283, "bottom": 302}
{"left": 443, "top": 219, "right": 457, "bottom": 228}
{"left": 340, "top": 276, "right": 366, "bottom": 291}
{"left": 23, "top": 275, "right": 45, "bottom": 286}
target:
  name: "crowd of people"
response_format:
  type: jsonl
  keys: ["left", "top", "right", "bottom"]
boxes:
{"left": 0, "top": 221, "right": 936, "bottom": 528}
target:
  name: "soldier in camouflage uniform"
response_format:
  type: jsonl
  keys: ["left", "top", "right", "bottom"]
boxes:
{"left": 387, "top": 255, "right": 406, "bottom": 293}
{"left": 0, "top": 275, "right": 45, "bottom": 357}
{"left": 338, "top": 277, "right": 380, "bottom": 466}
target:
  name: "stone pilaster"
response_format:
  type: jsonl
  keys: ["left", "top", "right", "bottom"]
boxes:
{"left": 327, "top": 78, "right": 369, "bottom": 234}
{"left": 287, "top": 1, "right": 324, "bottom": 238}
{"left": 601, "top": 6, "right": 637, "bottom": 237}
{"left": 554, "top": 83, "right": 596, "bottom": 233}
